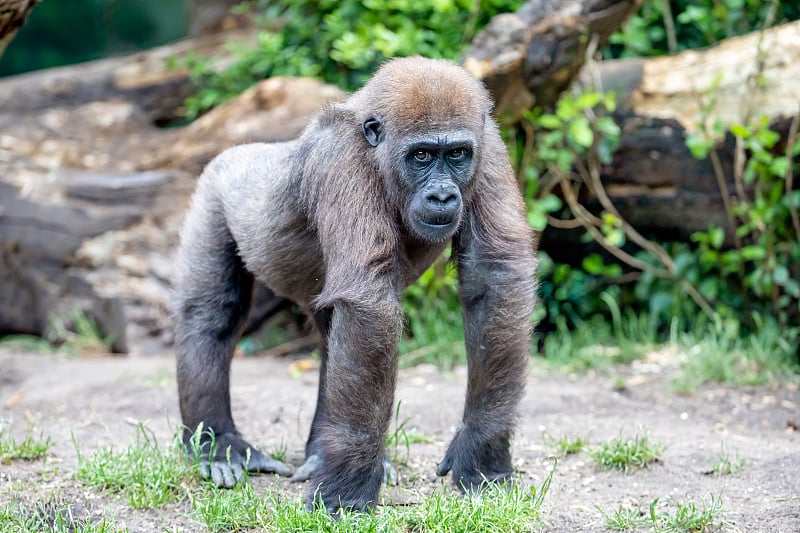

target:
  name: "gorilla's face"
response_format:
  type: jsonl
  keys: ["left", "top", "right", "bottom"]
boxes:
{"left": 363, "top": 118, "right": 478, "bottom": 243}
{"left": 401, "top": 133, "right": 476, "bottom": 242}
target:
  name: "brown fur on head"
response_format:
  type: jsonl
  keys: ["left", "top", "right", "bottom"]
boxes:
{"left": 352, "top": 56, "right": 492, "bottom": 135}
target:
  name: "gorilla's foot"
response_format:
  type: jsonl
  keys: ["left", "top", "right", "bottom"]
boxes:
{"left": 191, "top": 432, "right": 292, "bottom": 487}
{"left": 436, "top": 426, "right": 515, "bottom": 493}
{"left": 290, "top": 453, "right": 397, "bottom": 486}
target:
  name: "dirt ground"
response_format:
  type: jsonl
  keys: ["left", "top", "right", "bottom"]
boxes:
{"left": 1, "top": 347, "right": 798, "bottom": 532}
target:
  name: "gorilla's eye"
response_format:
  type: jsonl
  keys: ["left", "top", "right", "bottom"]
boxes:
{"left": 448, "top": 148, "right": 466, "bottom": 161}
{"left": 413, "top": 150, "right": 433, "bottom": 162}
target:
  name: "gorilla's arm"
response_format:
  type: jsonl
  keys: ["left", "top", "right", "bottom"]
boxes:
{"left": 437, "top": 122, "right": 537, "bottom": 490}
{"left": 297, "top": 113, "right": 404, "bottom": 511}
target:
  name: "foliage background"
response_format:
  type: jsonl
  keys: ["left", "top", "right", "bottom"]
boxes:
{"left": 3, "top": 0, "right": 799, "bottom": 381}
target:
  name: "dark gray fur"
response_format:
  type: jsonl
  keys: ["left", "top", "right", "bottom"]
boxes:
{"left": 174, "top": 57, "right": 538, "bottom": 513}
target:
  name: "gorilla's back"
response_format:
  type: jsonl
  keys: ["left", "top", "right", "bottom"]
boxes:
{"left": 213, "top": 142, "right": 325, "bottom": 306}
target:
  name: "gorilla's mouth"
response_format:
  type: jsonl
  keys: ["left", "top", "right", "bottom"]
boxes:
{"left": 411, "top": 211, "right": 461, "bottom": 243}
{"left": 422, "top": 213, "right": 457, "bottom": 227}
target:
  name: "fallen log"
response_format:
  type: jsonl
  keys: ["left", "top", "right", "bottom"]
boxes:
{"left": 0, "top": 28, "right": 257, "bottom": 123}
{"left": 464, "top": 0, "right": 642, "bottom": 118}
{"left": 591, "top": 20, "right": 800, "bottom": 246}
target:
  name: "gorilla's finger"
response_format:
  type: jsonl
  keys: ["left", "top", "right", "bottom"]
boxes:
{"left": 210, "top": 464, "right": 236, "bottom": 488}
{"left": 198, "top": 461, "right": 211, "bottom": 479}
{"left": 290, "top": 453, "right": 322, "bottom": 482}
{"left": 248, "top": 452, "right": 292, "bottom": 476}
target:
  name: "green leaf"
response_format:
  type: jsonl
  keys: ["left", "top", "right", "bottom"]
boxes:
{"left": 709, "top": 226, "right": 725, "bottom": 249}
{"left": 569, "top": 118, "right": 594, "bottom": 149}
{"left": 582, "top": 254, "right": 605, "bottom": 275}
{"left": 537, "top": 194, "right": 563, "bottom": 213}
{"left": 774, "top": 265, "right": 789, "bottom": 286}
{"left": 785, "top": 278, "right": 800, "bottom": 298}
{"left": 740, "top": 245, "right": 766, "bottom": 260}
{"left": 769, "top": 156, "right": 788, "bottom": 177}
{"left": 527, "top": 210, "right": 548, "bottom": 231}
{"left": 649, "top": 291, "right": 674, "bottom": 316}
{"left": 729, "top": 124, "right": 750, "bottom": 138}
{"left": 604, "top": 228, "right": 625, "bottom": 247}
{"left": 686, "top": 135, "right": 714, "bottom": 159}
{"left": 537, "top": 114, "right": 561, "bottom": 129}
{"left": 602, "top": 212, "right": 620, "bottom": 227}
{"left": 575, "top": 92, "right": 601, "bottom": 109}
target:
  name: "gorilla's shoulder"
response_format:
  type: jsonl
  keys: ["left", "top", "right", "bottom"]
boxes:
{"left": 314, "top": 103, "right": 359, "bottom": 131}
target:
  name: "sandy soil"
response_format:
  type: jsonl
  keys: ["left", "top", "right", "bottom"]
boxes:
{"left": 1, "top": 347, "right": 798, "bottom": 532}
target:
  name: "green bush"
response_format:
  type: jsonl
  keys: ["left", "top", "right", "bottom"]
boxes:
{"left": 182, "top": 0, "right": 524, "bottom": 117}
{"left": 603, "top": 0, "right": 800, "bottom": 58}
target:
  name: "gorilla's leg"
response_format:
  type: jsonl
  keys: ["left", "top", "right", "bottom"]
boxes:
{"left": 175, "top": 209, "right": 291, "bottom": 487}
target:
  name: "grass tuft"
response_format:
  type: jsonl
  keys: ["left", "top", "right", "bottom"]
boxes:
{"left": 403, "top": 476, "right": 552, "bottom": 533}
{"left": 386, "top": 402, "right": 433, "bottom": 467}
{"left": 268, "top": 440, "right": 288, "bottom": 463}
{"left": 649, "top": 494, "right": 727, "bottom": 532}
{"left": 589, "top": 432, "right": 664, "bottom": 473}
{"left": 707, "top": 448, "right": 744, "bottom": 477}
{"left": 0, "top": 425, "right": 51, "bottom": 463}
{"left": 74, "top": 424, "right": 194, "bottom": 508}
{"left": 598, "top": 505, "right": 648, "bottom": 531}
{"left": 538, "top": 314, "right": 654, "bottom": 373}
{"left": 543, "top": 432, "right": 590, "bottom": 457}
{"left": 673, "top": 316, "right": 799, "bottom": 393}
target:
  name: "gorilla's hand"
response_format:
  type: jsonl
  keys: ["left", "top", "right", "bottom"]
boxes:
{"left": 190, "top": 432, "right": 292, "bottom": 487}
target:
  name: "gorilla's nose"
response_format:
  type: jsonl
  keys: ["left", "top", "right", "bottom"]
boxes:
{"left": 422, "top": 185, "right": 461, "bottom": 225}
{"left": 424, "top": 184, "right": 460, "bottom": 212}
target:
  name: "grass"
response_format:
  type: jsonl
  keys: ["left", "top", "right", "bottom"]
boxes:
{"left": 0, "top": 425, "right": 51, "bottom": 463}
{"left": 194, "top": 470, "right": 553, "bottom": 532}
{"left": 386, "top": 402, "right": 433, "bottom": 467}
{"left": 649, "top": 494, "right": 727, "bottom": 532}
{"left": 73, "top": 424, "right": 195, "bottom": 508}
{"left": 47, "top": 309, "right": 116, "bottom": 355}
{"left": 0, "top": 308, "right": 117, "bottom": 356}
{"left": 672, "top": 316, "right": 799, "bottom": 393}
{"left": 598, "top": 494, "right": 726, "bottom": 532}
{"left": 538, "top": 313, "right": 656, "bottom": 373}
{"left": 534, "top": 308, "right": 798, "bottom": 394}
{"left": 542, "top": 432, "right": 590, "bottom": 457}
{"left": 0, "top": 334, "right": 56, "bottom": 353}
{"left": 599, "top": 505, "right": 648, "bottom": 531}
{"left": 70, "top": 421, "right": 553, "bottom": 532}
{"left": 589, "top": 432, "right": 664, "bottom": 473}
{"left": 268, "top": 440, "right": 288, "bottom": 463}
{"left": 707, "top": 448, "right": 744, "bottom": 476}
{"left": 0, "top": 500, "right": 126, "bottom": 533}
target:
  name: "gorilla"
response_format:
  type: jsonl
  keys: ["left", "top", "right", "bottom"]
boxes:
{"left": 174, "top": 56, "right": 537, "bottom": 513}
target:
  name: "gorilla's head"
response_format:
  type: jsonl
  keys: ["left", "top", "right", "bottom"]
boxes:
{"left": 354, "top": 57, "right": 492, "bottom": 243}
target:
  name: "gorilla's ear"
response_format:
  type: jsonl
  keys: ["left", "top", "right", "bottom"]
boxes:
{"left": 363, "top": 117, "right": 384, "bottom": 147}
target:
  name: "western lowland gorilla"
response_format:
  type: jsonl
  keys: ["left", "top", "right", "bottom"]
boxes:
{"left": 174, "top": 56, "right": 538, "bottom": 513}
